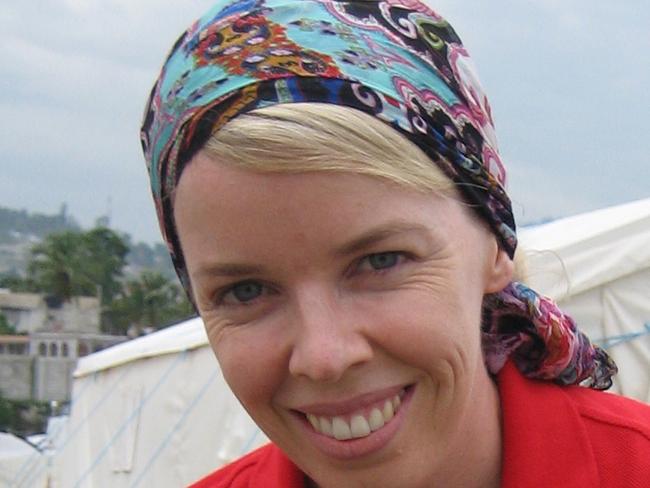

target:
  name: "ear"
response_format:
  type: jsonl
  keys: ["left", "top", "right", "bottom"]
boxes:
{"left": 483, "top": 243, "right": 514, "bottom": 294}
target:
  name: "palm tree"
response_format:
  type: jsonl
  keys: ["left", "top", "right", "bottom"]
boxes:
{"left": 27, "top": 228, "right": 128, "bottom": 303}
{"left": 82, "top": 227, "right": 129, "bottom": 304}
{"left": 28, "top": 231, "right": 95, "bottom": 301}
{"left": 107, "top": 271, "right": 194, "bottom": 335}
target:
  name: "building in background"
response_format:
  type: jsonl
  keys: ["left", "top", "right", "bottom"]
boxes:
{"left": 0, "top": 290, "right": 126, "bottom": 402}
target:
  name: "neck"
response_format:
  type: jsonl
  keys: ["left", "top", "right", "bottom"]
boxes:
{"left": 446, "top": 368, "right": 502, "bottom": 488}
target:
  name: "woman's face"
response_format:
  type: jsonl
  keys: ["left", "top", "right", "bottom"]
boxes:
{"left": 174, "top": 152, "right": 512, "bottom": 487}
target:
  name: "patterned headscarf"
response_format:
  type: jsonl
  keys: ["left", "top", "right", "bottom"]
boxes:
{"left": 141, "top": 0, "right": 616, "bottom": 389}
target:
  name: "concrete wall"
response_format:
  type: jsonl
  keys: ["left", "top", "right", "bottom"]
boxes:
{"left": 0, "top": 356, "right": 77, "bottom": 402}
{"left": 0, "top": 355, "right": 33, "bottom": 400}
{"left": 33, "top": 358, "right": 77, "bottom": 402}
{"left": 57, "top": 298, "right": 100, "bottom": 333}
{"left": 31, "top": 335, "right": 78, "bottom": 360}
{"left": 0, "top": 331, "right": 127, "bottom": 402}
{"left": 0, "top": 292, "right": 100, "bottom": 335}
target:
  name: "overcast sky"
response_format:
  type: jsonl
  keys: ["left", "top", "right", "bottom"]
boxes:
{"left": 2, "top": 0, "right": 649, "bottom": 244}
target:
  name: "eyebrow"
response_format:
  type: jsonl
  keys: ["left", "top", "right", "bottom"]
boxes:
{"left": 193, "top": 263, "right": 266, "bottom": 281}
{"left": 192, "top": 221, "right": 431, "bottom": 280}
{"left": 333, "top": 221, "right": 431, "bottom": 257}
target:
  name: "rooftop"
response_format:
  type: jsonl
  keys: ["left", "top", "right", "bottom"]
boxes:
{"left": 0, "top": 335, "right": 30, "bottom": 344}
{"left": 0, "top": 291, "right": 43, "bottom": 310}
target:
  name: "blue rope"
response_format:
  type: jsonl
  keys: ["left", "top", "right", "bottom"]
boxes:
{"left": 72, "top": 351, "right": 188, "bottom": 488}
{"left": 11, "top": 365, "right": 131, "bottom": 488}
{"left": 128, "top": 368, "right": 220, "bottom": 488}
{"left": 596, "top": 323, "right": 650, "bottom": 350}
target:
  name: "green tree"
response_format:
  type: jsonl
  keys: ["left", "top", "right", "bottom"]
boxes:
{"left": 28, "top": 230, "right": 91, "bottom": 301}
{"left": 9, "top": 225, "right": 192, "bottom": 336}
{"left": 0, "top": 274, "right": 38, "bottom": 293}
{"left": 0, "top": 392, "right": 13, "bottom": 431}
{"left": 0, "top": 390, "right": 50, "bottom": 436}
{"left": 82, "top": 227, "right": 129, "bottom": 304}
{"left": 107, "top": 271, "right": 194, "bottom": 335}
{"left": 27, "top": 227, "right": 128, "bottom": 304}
{"left": 0, "top": 312, "right": 17, "bottom": 335}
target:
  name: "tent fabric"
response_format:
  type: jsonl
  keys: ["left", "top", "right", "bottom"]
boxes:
{"left": 519, "top": 198, "right": 650, "bottom": 401}
{"left": 10, "top": 416, "right": 69, "bottom": 487}
{"left": 40, "top": 338, "right": 267, "bottom": 488}
{"left": 518, "top": 197, "right": 650, "bottom": 301}
{"left": 0, "top": 432, "right": 47, "bottom": 487}
{"left": 74, "top": 317, "right": 209, "bottom": 378}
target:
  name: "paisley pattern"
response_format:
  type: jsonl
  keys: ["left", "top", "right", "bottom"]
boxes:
{"left": 483, "top": 283, "right": 617, "bottom": 389}
{"left": 188, "top": 13, "right": 342, "bottom": 78}
{"left": 141, "top": 0, "right": 616, "bottom": 389}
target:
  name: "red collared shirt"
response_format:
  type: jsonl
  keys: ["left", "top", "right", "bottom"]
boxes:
{"left": 190, "top": 362, "right": 650, "bottom": 487}
{"left": 499, "top": 361, "right": 650, "bottom": 487}
{"left": 189, "top": 443, "right": 303, "bottom": 488}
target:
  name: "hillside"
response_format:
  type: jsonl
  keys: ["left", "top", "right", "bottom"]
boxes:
{"left": 0, "top": 206, "right": 175, "bottom": 279}
{"left": 0, "top": 205, "right": 79, "bottom": 244}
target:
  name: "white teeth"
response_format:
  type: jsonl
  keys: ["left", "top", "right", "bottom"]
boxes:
{"left": 382, "top": 399, "right": 394, "bottom": 421}
{"left": 332, "top": 416, "right": 352, "bottom": 440}
{"left": 368, "top": 408, "right": 385, "bottom": 431}
{"left": 305, "top": 392, "right": 404, "bottom": 440}
{"left": 350, "top": 415, "right": 371, "bottom": 438}
{"left": 307, "top": 413, "right": 319, "bottom": 431}
{"left": 319, "top": 417, "right": 333, "bottom": 436}
{"left": 392, "top": 395, "right": 401, "bottom": 410}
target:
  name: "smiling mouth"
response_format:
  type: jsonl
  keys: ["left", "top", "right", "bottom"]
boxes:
{"left": 302, "top": 388, "right": 407, "bottom": 441}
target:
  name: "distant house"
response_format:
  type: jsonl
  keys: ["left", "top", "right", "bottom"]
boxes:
{"left": 0, "top": 291, "right": 48, "bottom": 334}
{"left": 0, "top": 290, "right": 127, "bottom": 402}
{"left": 0, "top": 290, "right": 101, "bottom": 334}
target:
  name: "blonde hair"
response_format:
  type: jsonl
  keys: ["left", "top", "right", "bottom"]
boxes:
{"left": 202, "top": 103, "right": 455, "bottom": 195}
{"left": 201, "top": 103, "right": 525, "bottom": 278}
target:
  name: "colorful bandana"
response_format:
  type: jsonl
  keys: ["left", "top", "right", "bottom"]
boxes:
{"left": 483, "top": 283, "right": 617, "bottom": 389}
{"left": 140, "top": 0, "right": 616, "bottom": 389}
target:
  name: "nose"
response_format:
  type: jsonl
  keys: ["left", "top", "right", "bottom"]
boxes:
{"left": 288, "top": 286, "right": 373, "bottom": 383}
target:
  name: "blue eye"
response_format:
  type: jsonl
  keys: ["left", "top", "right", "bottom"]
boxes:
{"left": 367, "top": 252, "right": 400, "bottom": 270}
{"left": 228, "top": 281, "right": 264, "bottom": 303}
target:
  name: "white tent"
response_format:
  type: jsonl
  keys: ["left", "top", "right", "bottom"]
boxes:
{"left": 0, "top": 432, "right": 46, "bottom": 487}
{"left": 15, "top": 318, "right": 266, "bottom": 488}
{"left": 519, "top": 197, "right": 650, "bottom": 401}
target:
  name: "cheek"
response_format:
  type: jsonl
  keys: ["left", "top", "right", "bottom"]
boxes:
{"left": 209, "top": 324, "right": 289, "bottom": 415}
{"left": 365, "top": 284, "right": 485, "bottom": 375}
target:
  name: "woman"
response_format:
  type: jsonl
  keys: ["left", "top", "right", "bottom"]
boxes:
{"left": 141, "top": 1, "right": 650, "bottom": 486}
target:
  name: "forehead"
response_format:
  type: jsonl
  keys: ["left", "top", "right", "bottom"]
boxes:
{"left": 173, "top": 152, "right": 483, "bottom": 267}
{"left": 178, "top": 150, "right": 459, "bottom": 215}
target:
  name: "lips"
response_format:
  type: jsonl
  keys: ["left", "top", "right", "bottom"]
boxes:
{"left": 299, "top": 388, "right": 406, "bottom": 441}
{"left": 292, "top": 385, "right": 414, "bottom": 459}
